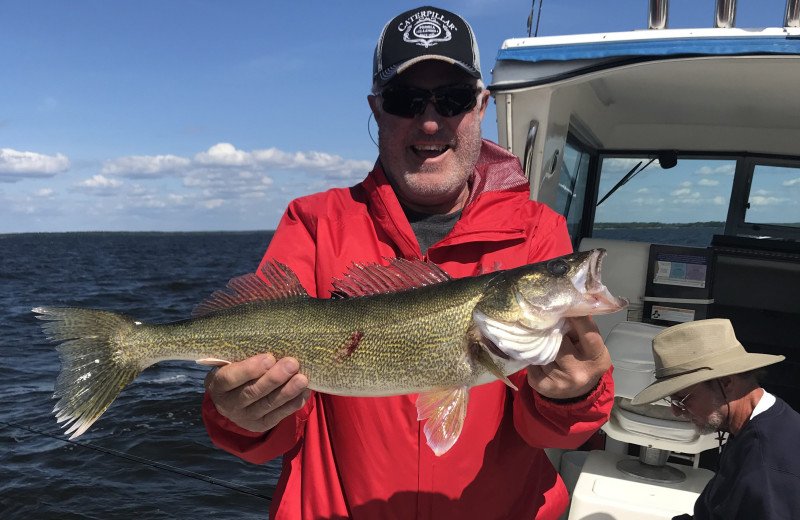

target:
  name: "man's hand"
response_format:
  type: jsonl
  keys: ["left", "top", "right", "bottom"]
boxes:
{"left": 204, "top": 353, "right": 311, "bottom": 432}
{"left": 526, "top": 316, "right": 611, "bottom": 400}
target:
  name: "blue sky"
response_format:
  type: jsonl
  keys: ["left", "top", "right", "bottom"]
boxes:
{"left": 0, "top": 0, "right": 790, "bottom": 233}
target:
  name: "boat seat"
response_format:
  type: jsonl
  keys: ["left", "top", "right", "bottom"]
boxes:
{"left": 602, "top": 321, "right": 719, "bottom": 459}
{"left": 578, "top": 238, "right": 651, "bottom": 340}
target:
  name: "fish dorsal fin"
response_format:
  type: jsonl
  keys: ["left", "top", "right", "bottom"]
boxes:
{"left": 192, "top": 260, "right": 308, "bottom": 317}
{"left": 331, "top": 258, "right": 451, "bottom": 298}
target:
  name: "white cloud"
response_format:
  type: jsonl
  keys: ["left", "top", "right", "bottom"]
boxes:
{"left": 698, "top": 178, "right": 720, "bottom": 186}
{"left": 1, "top": 142, "right": 373, "bottom": 232}
{"left": 78, "top": 174, "right": 123, "bottom": 189}
{"left": 133, "top": 197, "right": 167, "bottom": 208}
{"left": 170, "top": 143, "right": 370, "bottom": 202}
{"left": 183, "top": 175, "right": 207, "bottom": 187}
{"left": 241, "top": 191, "right": 266, "bottom": 199}
{"left": 696, "top": 164, "right": 735, "bottom": 175}
{"left": 249, "top": 147, "right": 290, "bottom": 164}
{"left": 750, "top": 196, "right": 784, "bottom": 206}
{"left": 101, "top": 154, "right": 191, "bottom": 178}
{"left": 630, "top": 196, "right": 665, "bottom": 206}
{"left": 195, "top": 143, "right": 253, "bottom": 166}
{"left": 783, "top": 177, "right": 800, "bottom": 186}
{"left": 128, "top": 184, "right": 152, "bottom": 197}
{"left": 62, "top": 143, "right": 370, "bottom": 223}
{"left": 194, "top": 143, "right": 373, "bottom": 178}
{"left": 98, "top": 144, "right": 371, "bottom": 202}
{"left": 0, "top": 148, "right": 70, "bottom": 181}
{"left": 601, "top": 158, "right": 643, "bottom": 174}
{"left": 200, "top": 199, "right": 224, "bottom": 209}
{"left": 670, "top": 187, "right": 703, "bottom": 204}
{"left": 251, "top": 148, "right": 373, "bottom": 177}
{"left": 291, "top": 150, "right": 373, "bottom": 178}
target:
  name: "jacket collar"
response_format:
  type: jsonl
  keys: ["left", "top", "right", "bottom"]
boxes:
{"left": 362, "top": 140, "right": 530, "bottom": 258}
{"left": 465, "top": 139, "right": 529, "bottom": 206}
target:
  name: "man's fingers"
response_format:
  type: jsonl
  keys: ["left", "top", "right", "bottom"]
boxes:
{"left": 204, "top": 366, "right": 220, "bottom": 389}
{"left": 246, "top": 369, "right": 309, "bottom": 416}
{"left": 205, "top": 354, "right": 311, "bottom": 432}
{"left": 567, "top": 316, "right": 604, "bottom": 359}
{"left": 206, "top": 355, "right": 306, "bottom": 410}
{"left": 249, "top": 385, "right": 311, "bottom": 431}
{"left": 234, "top": 357, "right": 302, "bottom": 405}
{"left": 206, "top": 353, "right": 276, "bottom": 394}
{"left": 527, "top": 316, "right": 611, "bottom": 399}
{"left": 568, "top": 315, "right": 598, "bottom": 337}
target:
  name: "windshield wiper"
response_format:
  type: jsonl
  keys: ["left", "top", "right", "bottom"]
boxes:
{"left": 596, "top": 158, "right": 655, "bottom": 206}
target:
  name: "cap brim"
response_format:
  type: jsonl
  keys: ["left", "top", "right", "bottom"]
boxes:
{"left": 376, "top": 55, "right": 481, "bottom": 87}
{"left": 630, "top": 352, "right": 785, "bottom": 405}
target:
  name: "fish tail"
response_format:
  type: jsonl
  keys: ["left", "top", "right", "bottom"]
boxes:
{"left": 33, "top": 306, "right": 143, "bottom": 439}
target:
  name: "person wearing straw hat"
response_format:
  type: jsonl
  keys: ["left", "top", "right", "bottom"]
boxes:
{"left": 631, "top": 318, "right": 800, "bottom": 520}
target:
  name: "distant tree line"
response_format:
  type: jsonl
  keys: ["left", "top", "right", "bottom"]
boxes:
{"left": 593, "top": 221, "right": 725, "bottom": 229}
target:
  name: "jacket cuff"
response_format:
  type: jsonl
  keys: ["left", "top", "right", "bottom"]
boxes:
{"left": 538, "top": 377, "right": 603, "bottom": 405}
{"left": 534, "top": 367, "right": 614, "bottom": 412}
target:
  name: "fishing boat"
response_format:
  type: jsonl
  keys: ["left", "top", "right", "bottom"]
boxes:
{"left": 488, "top": 0, "right": 800, "bottom": 518}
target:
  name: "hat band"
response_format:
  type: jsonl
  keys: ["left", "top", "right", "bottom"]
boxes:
{"left": 655, "top": 366, "right": 712, "bottom": 381}
{"left": 655, "top": 343, "right": 743, "bottom": 379}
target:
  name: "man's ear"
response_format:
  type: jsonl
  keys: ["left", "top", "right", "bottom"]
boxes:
{"left": 477, "top": 90, "right": 490, "bottom": 121}
{"left": 368, "top": 94, "right": 381, "bottom": 124}
{"left": 718, "top": 375, "right": 735, "bottom": 396}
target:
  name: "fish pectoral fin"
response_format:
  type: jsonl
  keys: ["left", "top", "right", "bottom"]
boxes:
{"left": 195, "top": 358, "right": 232, "bottom": 366}
{"left": 474, "top": 344, "right": 518, "bottom": 391}
{"left": 416, "top": 386, "right": 469, "bottom": 457}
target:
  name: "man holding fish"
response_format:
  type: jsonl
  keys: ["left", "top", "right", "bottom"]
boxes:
{"left": 34, "top": 5, "right": 625, "bottom": 517}
{"left": 203, "top": 6, "right": 618, "bottom": 520}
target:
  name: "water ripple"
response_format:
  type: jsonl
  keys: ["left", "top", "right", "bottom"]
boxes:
{"left": 1, "top": 231, "right": 277, "bottom": 520}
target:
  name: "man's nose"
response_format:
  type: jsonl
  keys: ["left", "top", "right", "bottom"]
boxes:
{"left": 418, "top": 101, "right": 443, "bottom": 135}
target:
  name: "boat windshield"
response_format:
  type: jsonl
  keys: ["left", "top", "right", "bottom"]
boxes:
{"left": 746, "top": 164, "right": 800, "bottom": 230}
{"left": 567, "top": 152, "right": 800, "bottom": 247}
{"left": 591, "top": 155, "right": 736, "bottom": 248}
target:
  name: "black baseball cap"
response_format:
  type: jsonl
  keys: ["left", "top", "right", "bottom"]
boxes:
{"left": 373, "top": 6, "right": 482, "bottom": 88}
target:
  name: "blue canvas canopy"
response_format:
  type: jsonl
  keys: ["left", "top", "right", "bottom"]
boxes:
{"left": 496, "top": 33, "right": 800, "bottom": 63}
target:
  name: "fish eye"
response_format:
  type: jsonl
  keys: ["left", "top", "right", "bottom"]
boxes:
{"left": 547, "top": 259, "right": 570, "bottom": 276}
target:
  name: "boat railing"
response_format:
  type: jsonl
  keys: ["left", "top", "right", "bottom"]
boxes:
{"left": 648, "top": 0, "right": 800, "bottom": 29}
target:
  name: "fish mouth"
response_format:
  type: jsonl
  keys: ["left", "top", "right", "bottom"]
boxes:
{"left": 569, "top": 249, "right": 629, "bottom": 316}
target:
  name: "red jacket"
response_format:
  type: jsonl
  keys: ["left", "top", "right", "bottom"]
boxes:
{"left": 203, "top": 140, "right": 614, "bottom": 520}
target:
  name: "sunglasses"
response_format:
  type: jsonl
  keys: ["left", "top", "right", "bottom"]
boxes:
{"left": 663, "top": 390, "right": 693, "bottom": 411}
{"left": 379, "top": 84, "right": 481, "bottom": 118}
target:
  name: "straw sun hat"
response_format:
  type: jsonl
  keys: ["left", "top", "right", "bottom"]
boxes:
{"left": 631, "top": 318, "right": 784, "bottom": 405}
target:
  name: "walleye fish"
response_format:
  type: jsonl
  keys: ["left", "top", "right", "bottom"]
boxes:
{"left": 34, "top": 249, "right": 627, "bottom": 455}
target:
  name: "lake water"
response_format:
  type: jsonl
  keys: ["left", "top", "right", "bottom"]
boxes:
{"left": 0, "top": 231, "right": 280, "bottom": 519}
{"left": 0, "top": 227, "right": 717, "bottom": 519}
